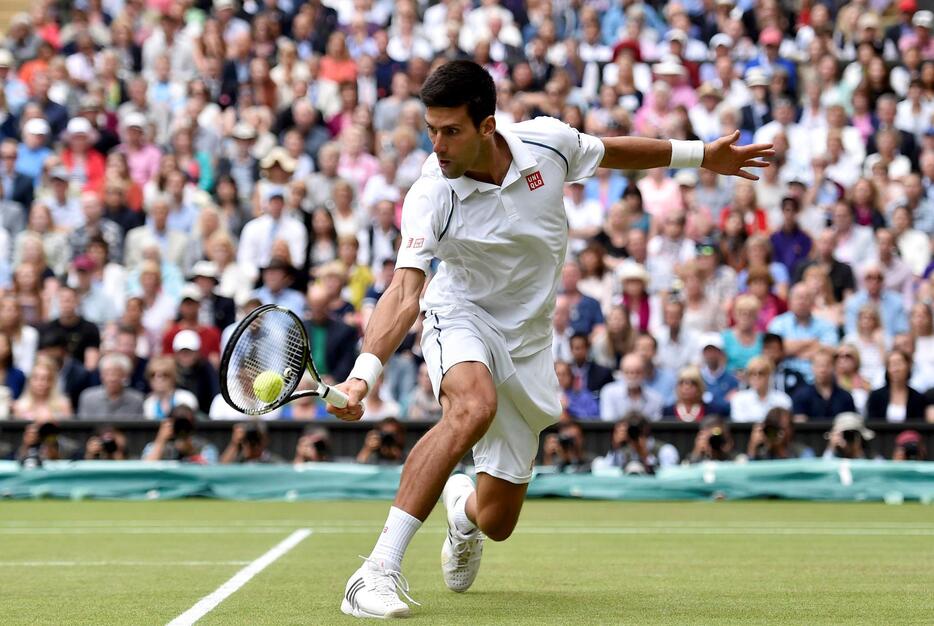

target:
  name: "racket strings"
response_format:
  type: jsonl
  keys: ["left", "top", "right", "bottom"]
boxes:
{"left": 224, "top": 308, "right": 307, "bottom": 414}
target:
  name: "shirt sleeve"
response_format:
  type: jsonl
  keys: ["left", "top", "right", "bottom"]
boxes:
{"left": 395, "top": 177, "right": 450, "bottom": 274}
{"left": 527, "top": 117, "right": 606, "bottom": 183}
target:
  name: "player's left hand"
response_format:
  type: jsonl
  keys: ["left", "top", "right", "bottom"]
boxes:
{"left": 702, "top": 131, "right": 774, "bottom": 181}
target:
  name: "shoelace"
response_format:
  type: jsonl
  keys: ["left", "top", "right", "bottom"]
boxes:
{"left": 452, "top": 533, "right": 480, "bottom": 567}
{"left": 358, "top": 555, "right": 421, "bottom": 606}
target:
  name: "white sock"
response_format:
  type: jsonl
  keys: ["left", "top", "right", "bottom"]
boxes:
{"left": 453, "top": 491, "right": 477, "bottom": 535}
{"left": 369, "top": 506, "right": 422, "bottom": 572}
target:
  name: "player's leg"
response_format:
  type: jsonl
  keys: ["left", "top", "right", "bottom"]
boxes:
{"left": 465, "top": 472, "right": 528, "bottom": 541}
{"left": 342, "top": 361, "right": 496, "bottom": 618}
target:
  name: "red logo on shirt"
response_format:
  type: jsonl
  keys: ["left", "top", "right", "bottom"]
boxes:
{"left": 526, "top": 171, "right": 544, "bottom": 191}
{"left": 406, "top": 237, "right": 424, "bottom": 249}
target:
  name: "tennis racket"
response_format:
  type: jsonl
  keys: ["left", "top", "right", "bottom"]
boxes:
{"left": 219, "top": 304, "right": 349, "bottom": 415}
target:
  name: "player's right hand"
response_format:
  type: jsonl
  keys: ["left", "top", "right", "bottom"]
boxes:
{"left": 327, "top": 379, "right": 368, "bottom": 421}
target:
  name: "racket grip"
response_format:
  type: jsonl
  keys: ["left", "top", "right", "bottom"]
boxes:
{"left": 319, "top": 384, "right": 349, "bottom": 408}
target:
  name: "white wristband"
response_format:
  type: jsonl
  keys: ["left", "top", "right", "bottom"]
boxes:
{"left": 348, "top": 352, "right": 383, "bottom": 394}
{"left": 669, "top": 139, "right": 705, "bottom": 169}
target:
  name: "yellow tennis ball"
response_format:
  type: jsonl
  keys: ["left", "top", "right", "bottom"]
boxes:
{"left": 253, "top": 371, "right": 284, "bottom": 403}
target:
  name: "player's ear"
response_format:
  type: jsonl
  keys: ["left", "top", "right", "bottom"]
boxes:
{"left": 478, "top": 115, "right": 496, "bottom": 138}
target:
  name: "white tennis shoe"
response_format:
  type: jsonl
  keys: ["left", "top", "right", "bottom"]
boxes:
{"left": 441, "top": 473, "right": 484, "bottom": 592}
{"left": 341, "top": 556, "right": 418, "bottom": 619}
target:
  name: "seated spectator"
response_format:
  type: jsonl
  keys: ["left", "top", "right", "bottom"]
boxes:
{"left": 762, "top": 332, "right": 807, "bottom": 398}
{"left": 747, "top": 407, "right": 815, "bottom": 460}
{"left": 769, "top": 196, "right": 812, "bottom": 277}
{"left": 142, "top": 405, "right": 217, "bottom": 463}
{"left": 161, "top": 283, "right": 223, "bottom": 368}
{"left": 356, "top": 417, "right": 405, "bottom": 465}
{"left": 0, "top": 295, "right": 38, "bottom": 374}
{"left": 866, "top": 349, "right": 927, "bottom": 422}
{"left": 834, "top": 343, "right": 871, "bottom": 414}
{"left": 172, "top": 330, "right": 219, "bottom": 414}
{"left": 0, "top": 331, "right": 25, "bottom": 399}
{"left": 842, "top": 304, "right": 888, "bottom": 385}
{"left": 616, "top": 262, "right": 654, "bottom": 333}
{"left": 792, "top": 348, "right": 856, "bottom": 421}
{"left": 143, "top": 355, "right": 198, "bottom": 420}
{"left": 542, "top": 421, "right": 593, "bottom": 473}
{"left": 560, "top": 262, "right": 605, "bottom": 337}
{"left": 730, "top": 356, "right": 792, "bottom": 423}
{"left": 17, "top": 421, "right": 80, "bottom": 465}
{"left": 653, "top": 298, "right": 699, "bottom": 374}
{"left": 664, "top": 366, "right": 710, "bottom": 423}
{"left": 134, "top": 260, "right": 179, "bottom": 341}
{"left": 251, "top": 258, "right": 306, "bottom": 316}
{"left": 303, "top": 285, "right": 358, "bottom": 384}
{"left": 723, "top": 294, "right": 763, "bottom": 373}
{"left": 12, "top": 355, "right": 74, "bottom": 420}
{"left": 593, "top": 411, "right": 680, "bottom": 474}
{"left": 35, "top": 328, "right": 93, "bottom": 410}
{"left": 844, "top": 262, "right": 908, "bottom": 342}
{"left": 892, "top": 430, "right": 926, "bottom": 462}
{"left": 294, "top": 426, "right": 333, "bottom": 463}
{"left": 739, "top": 235, "right": 789, "bottom": 300}
{"left": 744, "top": 265, "right": 786, "bottom": 331}
{"left": 767, "top": 283, "right": 838, "bottom": 384}
{"left": 123, "top": 195, "right": 189, "bottom": 271}
{"left": 600, "top": 353, "right": 664, "bottom": 422}
{"left": 633, "top": 332, "right": 677, "bottom": 401}
{"left": 83, "top": 425, "right": 129, "bottom": 460}
{"left": 576, "top": 244, "right": 615, "bottom": 314}
{"left": 698, "top": 333, "right": 738, "bottom": 417}
{"left": 207, "top": 231, "right": 257, "bottom": 307}
{"left": 591, "top": 305, "right": 634, "bottom": 370}
{"left": 405, "top": 363, "right": 443, "bottom": 422}
{"left": 568, "top": 333, "right": 614, "bottom": 396}
{"left": 556, "top": 361, "right": 600, "bottom": 421}
{"left": 76, "top": 353, "right": 145, "bottom": 420}
{"left": 687, "top": 415, "right": 737, "bottom": 463}
{"left": 237, "top": 185, "right": 307, "bottom": 279}
{"left": 799, "top": 264, "right": 843, "bottom": 331}
{"left": 679, "top": 260, "right": 723, "bottom": 333}
{"left": 821, "top": 412, "right": 875, "bottom": 460}
{"left": 360, "top": 373, "right": 401, "bottom": 422}
{"left": 793, "top": 229, "right": 856, "bottom": 303}
{"left": 220, "top": 420, "right": 281, "bottom": 464}
{"left": 189, "top": 261, "right": 236, "bottom": 333}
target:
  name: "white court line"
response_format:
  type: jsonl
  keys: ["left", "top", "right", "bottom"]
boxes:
{"left": 0, "top": 560, "right": 251, "bottom": 567}
{"left": 167, "top": 528, "right": 311, "bottom": 626}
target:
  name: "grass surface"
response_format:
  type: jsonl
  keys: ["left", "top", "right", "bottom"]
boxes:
{"left": 2, "top": 500, "right": 933, "bottom": 625}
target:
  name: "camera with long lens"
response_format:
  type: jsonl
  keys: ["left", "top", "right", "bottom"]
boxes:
{"left": 708, "top": 427, "right": 725, "bottom": 451}
{"left": 101, "top": 434, "right": 118, "bottom": 455}
{"left": 626, "top": 423, "right": 643, "bottom": 441}
{"left": 380, "top": 430, "right": 396, "bottom": 447}
{"left": 558, "top": 432, "right": 575, "bottom": 450}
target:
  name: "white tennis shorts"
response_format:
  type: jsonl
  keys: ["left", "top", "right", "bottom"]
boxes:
{"left": 422, "top": 307, "right": 561, "bottom": 484}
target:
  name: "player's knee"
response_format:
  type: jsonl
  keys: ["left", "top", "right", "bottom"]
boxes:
{"left": 445, "top": 396, "right": 496, "bottom": 448}
{"left": 477, "top": 516, "right": 516, "bottom": 542}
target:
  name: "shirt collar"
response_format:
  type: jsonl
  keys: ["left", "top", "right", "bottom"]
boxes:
{"left": 436, "top": 125, "right": 539, "bottom": 201}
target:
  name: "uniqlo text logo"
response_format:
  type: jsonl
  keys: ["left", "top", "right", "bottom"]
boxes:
{"left": 526, "top": 171, "right": 544, "bottom": 190}
{"left": 406, "top": 237, "right": 424, "bottom": 249}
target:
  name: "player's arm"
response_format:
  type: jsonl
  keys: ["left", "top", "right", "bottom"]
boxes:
{"left": 599, "top": 131, "right": 775, "bottom": 181}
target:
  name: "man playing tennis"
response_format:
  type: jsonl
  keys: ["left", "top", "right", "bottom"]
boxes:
{"left": 330, "top": 60, "right": 773, "bottom": 618}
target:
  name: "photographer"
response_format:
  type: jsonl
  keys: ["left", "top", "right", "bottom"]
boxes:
{"left": 294, "top": 426, "right": 333, "bottom": 463}
{"left": 84, "top": 425, "right": 128, "bottom": 460}
{"left": 542, "top": 421, "right": 593, "bottom": 473}
{"left": 142, "top": 406, "right": 218, "bottom": 464}
{"left": 17, "top": 421, "right": 80, "bottom": 466}
{"left": 220, "top": 420, "right": 281, "bottom": 464}
{"left": 356, "top": 417, "right": 405, "bottom": 465}
{"left": 892, "top": 430, "right": 926, "bottom": 461}
{"left": 747, "top": 407, "right": 815, "bottom": 460}
{"left": 688, "top": 415, "right": 737, "bottom": 463}
{"left": 821, "top": 412, "right": 875, "bottom": 460}
{"left": 593, "top": 411, "right": 680, "bottom": 475}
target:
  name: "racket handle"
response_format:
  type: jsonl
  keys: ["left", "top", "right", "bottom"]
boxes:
{"left": 318, "top": 383, "right": 349, "bottom": 408}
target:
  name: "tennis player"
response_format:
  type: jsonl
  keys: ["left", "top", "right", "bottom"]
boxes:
{"left": 330, "top": 60, "right": 773, "bottom": 619}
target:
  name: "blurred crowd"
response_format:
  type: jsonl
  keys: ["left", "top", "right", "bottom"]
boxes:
{"left": 0, "top": 0, "right": 930, "bottom": 464}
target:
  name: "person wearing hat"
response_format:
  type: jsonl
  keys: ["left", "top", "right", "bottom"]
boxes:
{"left": 649, "top": 56, "right": 697, "bottom": 109}
{"left": 739, "top": 69, "right": 772, "bottom": 133}
{"left": 822, "top": 412, "right": 876, "bottom": 459}
{"left": 250, "top": 258, "right": 305, "bottom": 317}
{"left": 171, "top": 328, "right": 219, "bottom": 414}
{"left": 17, "top": 117, "right": 53, "bottom": 185}
{"left": 892, "top": 429, "right": 926, "bottom": 461}
{"left": 118, "top": 112, "right": 161, "bottom": 186}
{"left": 61, "top": 117, "right": 105, "bottom": 193}
{"left": 696, "top": 332, "right": 739, "bottom": 416}
{"left": 744, "top": 26, "right": 797, "bottom": 92}
{"left": 236, "top": 178, "right": 307, "bottom": 279}
{"left": 27, "top": 71, "right": 69, "bottom": 137}
{"left": 688, "top": 82, "right": 724, "bottom": 142}
{"left": 161, "top": 283, "right": 222, "bottom": 367}
{"left": 68, "top": 253, "right": 112, "bottom": 327}
{"left": 0, "top": 48, "right": 28, "bottom": 114}
{"left": 189, "top": 261, "right": 236, "bottom": 332}
{"left": 911, "top": 10, "right": 934, "bottom": 57}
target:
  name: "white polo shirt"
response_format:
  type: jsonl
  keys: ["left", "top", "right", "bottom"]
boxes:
{"left": 396, "top": 116, "right": 606, "bottom": 358}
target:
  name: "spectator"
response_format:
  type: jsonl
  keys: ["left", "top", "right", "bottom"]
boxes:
{"left": 356, "top": 417, "right": 405, "bottom": 465}
{"left": 76, "top": 353, "right": 145, "bottom": 420}
{"left": 12, "top": 355, "right": 73, "bottom": 420}
{"left": 698, "top": 333, "right": 739, "bottom": 417}
{"left": 189, "top": 261, "right": 236, "bottom": 333}
{"left": 792, "top": 348, "right": 856, "bottom": 421}
{"left": 616, "top": 262, "right": 653, "bottom": 333}
{"left": 568, "top": 333, "right": 614, "bottom": 397}
{"left": 687, "top": 415, "right": 737, "bottom": 463}
{"left": 43, "top": 286, "right": 101, "bottom": 369}
{"left": 843, "top": 262, "right": 908, "bottom": 341}
{"left": 406, "top": 363, "right": 442, "bottom": 422}
{"left": 822, "top": 412, "right": 875, "bottom": 460}
{"left": 646, "top": 211, "right": 695, "bottom": 290}
{"left": 237, "top": 186, "right": 307, "bottom": 279}
{"left": 303, "top": 284, "right": 358, "bottom": 385}
{"left": 632, "top": 332, "right": 677, "bottom": 401}
{"left": 834, "top": 343, "right": 872, "bottom": 415}
{"left": 793, "top": 229, "right": 856, "bottom": 303}
{"left": 251, "top": 258, "right": 306, "bottom": 317}
{"left": 653, "top": 298, "right": 698, "bottom": 374}
{"left": 0, "top": 138, "right": 34, "bottom": 209}
{"left": 172, "top": 330, "right": 219, "bottom": 414}
{"left": 162, "top": 284, "right": 223, "bottom": 367}
{"left": 556, "top": 360, "right": 600, "bottom": 421}
{"left": 892, "top": 430, "right": 926, "bottom": 461}
{"left": 745, "top": 265, "right": 786, "bottom": 332}
{"left": 679, "top": 260, "right": 723, "bottom": 333}
{"left": 730, "top": 356, "right": 792, "bottom": 423}
{"left": 769, "top": 197, "right": 812, "bottom": 276}
{"left": 663, "top": 365, "right": 709, "bottom": 423}
{"left": 768, "top": 283, "right": 838, "bottom": 383}
{"left": 747, "top": 407, "right": 815, "bottom": 460}
{"left": 123, "top": 195, "right": 189, "bottom": 271}
{"left": 591, "top": 305, "right": 634, "bottom": 370}
{"left": 16, "top": 421, "right": 78, "bottom": 465}
{"left": 866, "top": 349, "right": 927, "bottom": 422}
{"left": 799, "top": 264, "right": 843, "bottom": 331}
{"left": 142, "top": 405, "right": 217, "bottom": 463}
{"left": 294, "top": 426, "right": 333, "bottom": 463}
{"left": 0, "top": 295, "right": 37, "bottom": 374}
{"left": 723, "top": 294, "right": 763, "bottom": 373}
{"left": 143, "top": 355, "right": 198, "bottom": 420}
{"left": 107, "top": 325, "right": 149, "bottom": 395}
{"left": 83, "top": 425, "right": 129, "bottom": 460}
{"left": 360, "top": 373, "right": 401, "bottom": 422}
{"left": 35, "top": 327, "right": 93, "bottom": 410}
{"left": 220, "top": 420, "right": 281, "bottom": 464}
{"left": 842, "top": 304, "right": 889, "bottom": 385}
{"left": 593, "top": 411, "right": 680, "bottom": 474}
{"left": 542, "top": 421, "right": 592, "bottom": 473}
{"left": 0, "top": 331, "right": 25, "bottom": 399}
{"left": 560, "top": 262, "right": 605, "bottom": 337}
{"left": 600, "top": 353, "right": 664, "bottom": 422}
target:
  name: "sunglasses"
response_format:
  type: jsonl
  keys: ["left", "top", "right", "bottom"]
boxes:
{"left": 150, "top": 371, "right": 173, "bottom": 379}
{"left": 748, "top": 370, "right": 769, "bottom": 376}
{"left": 678, "top": 379, "right": 699, "bottom": 386}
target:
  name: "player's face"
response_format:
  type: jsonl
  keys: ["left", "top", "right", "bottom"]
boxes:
{"left": 425, "top": 105, "right": 493, "bottom": 179}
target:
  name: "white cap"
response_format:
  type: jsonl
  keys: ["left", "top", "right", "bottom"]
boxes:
{"left": 745, "top": 68, "right": 770, "bottom": 87}
{"left": 665, "top": 29, "right": 688, "bottom": 43}
{"left": 700, "top": 332, "right": 725, "bottom": 351}
{"left": 674, "top": 169, "right": 699, "bottom": 187}
{"left": 710, "top": 33, "right": 734, "bottom": 49}
{"left": 173, "top": 329, "right": 202, "bottom": 352}
{"left": 190, "top": 260, "right": 219, "bottom": 281}
{"left": 123, "top": 112, "right": 147, "bottom": 129}
{"left": 0, "top": 49, "right": 13, "bottom": 67}
{"left": 66, "top": 117, "right": 92, "bottom": 136}
{"left": 913, "top": 10, "right": 933, "bottom": 29}
{"left": 180, "top": 283, "right": 203, "bottom": 302}
{"left": 24, "top": 118, "right": 50, "bottom": 136}
{"left": 827, "top": 412, "right": 875, "bottom": 440}
{"left": 653, "top": 59, "right": 686, "bottom": 76}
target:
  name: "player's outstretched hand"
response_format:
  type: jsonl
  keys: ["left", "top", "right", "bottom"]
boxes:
{"left": 326, "top": 379, "right": 368, "bottom": 421}
{"left": 702, "top": 130, "right": 775, "bottom": 181}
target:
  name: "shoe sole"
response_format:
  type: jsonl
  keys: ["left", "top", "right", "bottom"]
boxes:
{"left": 341, "top": 598, "right": 410, "bottom": 619}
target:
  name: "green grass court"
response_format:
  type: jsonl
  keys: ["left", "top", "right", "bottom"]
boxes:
{"left": 3, "top": 500, "right": 933, "bottom": 625}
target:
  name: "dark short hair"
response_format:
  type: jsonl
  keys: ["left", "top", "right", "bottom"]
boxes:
{"left": 762, "top": 332, "right": 783, "bottom": 346}
{"left": 570, "top": 332, "right": 590, "bottom": 346}
{"left": 419, "top": 61, "right": 495, "bottom": 128}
